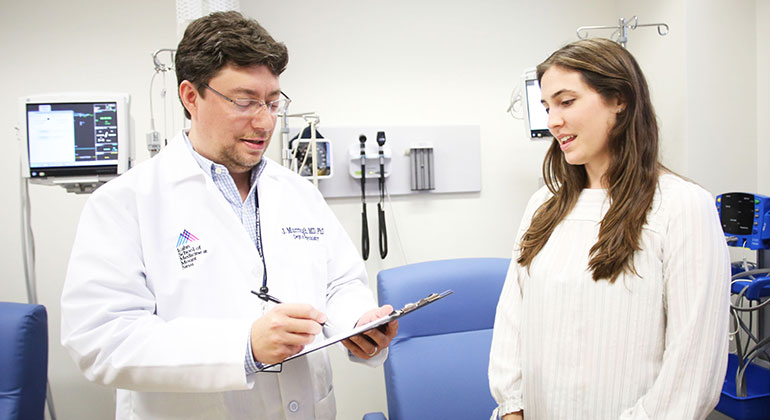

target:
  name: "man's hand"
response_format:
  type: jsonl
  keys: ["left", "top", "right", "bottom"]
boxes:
{"left": 250, "top": 304, "right": 327, "bottom": 365}
{"left": 342, "top": 305, "right": 399, "bottom": 359}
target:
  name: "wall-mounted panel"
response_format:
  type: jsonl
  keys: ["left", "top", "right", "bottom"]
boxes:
{"left": 286, "top": 125, "right": 481, "bottom": 199}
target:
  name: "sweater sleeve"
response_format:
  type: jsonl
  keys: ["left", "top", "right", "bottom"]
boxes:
{"left": 488, "top": 187, "right": 550, "bottom": 418}
{"left": 619, "top": 182, "right": 730, "bottom": 419}
{"left": 488, "top": 258, "right": 527, "bottom": 418}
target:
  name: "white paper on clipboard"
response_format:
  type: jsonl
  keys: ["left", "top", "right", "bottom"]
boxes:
{"left": 260, "top": 289, "right": 453, "bottom": 371}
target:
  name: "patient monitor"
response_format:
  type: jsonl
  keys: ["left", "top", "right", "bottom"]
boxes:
{"left": 19, "top": 92, "right": 132, "bottom": 193}
{"left": 522, "top": 69, "right": 551, "bottom": 139}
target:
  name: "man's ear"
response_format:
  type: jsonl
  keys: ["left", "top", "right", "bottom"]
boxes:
{"left": 179, "top": 80, "right": 199, "bottom": 119}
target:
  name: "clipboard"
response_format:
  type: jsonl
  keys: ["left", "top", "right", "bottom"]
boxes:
{"left": 259, "top": 289, "right": 453, "bottom": 371}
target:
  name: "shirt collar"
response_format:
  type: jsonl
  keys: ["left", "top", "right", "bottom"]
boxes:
{"left": 182, "top": 131, "right": 266, "bottom": 186}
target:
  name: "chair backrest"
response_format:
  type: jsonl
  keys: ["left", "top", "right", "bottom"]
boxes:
{"left": 0, "top": 302, "right": 48, "bottom": 420}
{"left": 377, "top": 258, "right": 510, "bottom": 420}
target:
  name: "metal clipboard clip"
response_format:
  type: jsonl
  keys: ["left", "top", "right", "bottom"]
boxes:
{"left": 391, "top": 289, "right": 454, "bottom": 317}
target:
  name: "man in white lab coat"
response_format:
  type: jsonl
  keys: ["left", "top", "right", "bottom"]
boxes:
{"left": 61, "top": 11, "right": 398, "bottom": 420}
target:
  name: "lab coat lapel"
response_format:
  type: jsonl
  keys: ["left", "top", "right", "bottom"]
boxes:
{"left": 162, "top": 133, "right": 262, "bottom": 291}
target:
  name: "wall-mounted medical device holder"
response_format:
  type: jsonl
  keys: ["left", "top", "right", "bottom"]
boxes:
{"left": 285, "top": 125, "right": 479, "bottom": 198}
{"left": 348, "top": 141, "right": 392, "bottom": 179}
{"left": 717, "top": 192, "right": 770, "bottom": 251}
{"left": 409, "top": 141, "right": 435, "bottom": 191}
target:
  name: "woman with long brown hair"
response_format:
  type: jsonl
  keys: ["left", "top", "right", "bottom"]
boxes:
{"left": 488, "top": 38, "right": 730, "bottom": 419}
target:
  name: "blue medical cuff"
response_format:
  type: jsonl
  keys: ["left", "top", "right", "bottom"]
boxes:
{"left": 245, "top": 332, "right": 263, "bottom": 374}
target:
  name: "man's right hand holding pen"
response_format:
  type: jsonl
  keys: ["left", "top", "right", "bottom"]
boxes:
{"left": 250, "top": 303, "right": 328, "bottom": 365}
{"left": 249, "top": 298, "right": 399, "bottom": 365}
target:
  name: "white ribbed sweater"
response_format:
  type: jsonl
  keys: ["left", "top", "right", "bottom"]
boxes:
{"left": 489, "top": 174, "right": 730, "bottom": 420}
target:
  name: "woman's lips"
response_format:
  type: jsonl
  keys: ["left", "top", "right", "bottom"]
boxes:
{"left": 558, "top": 135, "right": 575, "bottom": 151}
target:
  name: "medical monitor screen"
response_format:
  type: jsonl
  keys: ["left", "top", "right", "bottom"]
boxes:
{"left": 525, "top": 79, "right": 551, "bottom": 139}
{"left": 25, "top": 102, "right": 119, "bottom": 177}
{"left": 720, "top": 192, "right": 755, "bottom": 235}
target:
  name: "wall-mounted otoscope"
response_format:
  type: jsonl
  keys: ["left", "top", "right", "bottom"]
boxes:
{"left": 376, "top": 131, "right": 388, "bottom": 259}
{"left": 359, "top": 134, "right": 370, "bottom": 260}
{"left": 348, "top": 131, "right": 394, "bottom": 260}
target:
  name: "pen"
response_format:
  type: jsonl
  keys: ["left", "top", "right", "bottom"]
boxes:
{"left": 251, "top": 290, "right": 331, "bottom": 328}
{"left": 251, "top": 289, "right": 282, "bottom": 304}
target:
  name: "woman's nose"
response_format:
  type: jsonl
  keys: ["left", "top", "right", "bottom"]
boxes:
{"left": 548, "top": 110, "right": 563, "bottom": 131}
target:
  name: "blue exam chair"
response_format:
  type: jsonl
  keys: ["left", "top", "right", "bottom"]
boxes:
{"left": 0, "top": 302, "right": 48, "bottom": 420}
{"left": 363, "top": 257, "right": 510, "bottom": 420}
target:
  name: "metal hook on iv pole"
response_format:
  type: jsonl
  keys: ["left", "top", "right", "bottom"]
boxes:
{"left": 151, "top": 48, "right": 176, "bottom": 72}
{"left": 576, "top": 16, "right": 668, "bottom": 48}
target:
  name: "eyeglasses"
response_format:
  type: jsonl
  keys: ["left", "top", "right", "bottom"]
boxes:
{"left": 203, "top": 84, "right": 291, "bottom": 116}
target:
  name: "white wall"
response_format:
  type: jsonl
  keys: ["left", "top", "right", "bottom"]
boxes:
{"left": 615, "top": 0, "right": 688, "bottom": 174}
{"left": 757, "top": 0, "right": 770, "bottom": 195}
{"left": 0, "top": 0, "right": 761, "bottom": 419}
{"left": 0, "top": 1, "right": 179, "bottom": 418}
{"left": 684, "top": 0, "right": 757, "bottom": 195}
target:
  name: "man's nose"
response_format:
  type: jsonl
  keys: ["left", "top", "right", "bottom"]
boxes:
{"left": 250, "top": 107, "right": 276, "bottom": 130}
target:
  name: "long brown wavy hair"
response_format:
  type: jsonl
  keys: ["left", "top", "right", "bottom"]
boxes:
{"left": 517, "top": 38, "right": 661, "bottom": 282}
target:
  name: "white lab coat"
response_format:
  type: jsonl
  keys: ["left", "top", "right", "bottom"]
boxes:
{"left": 61, "top": 132, "right": 383, "bottom": 420}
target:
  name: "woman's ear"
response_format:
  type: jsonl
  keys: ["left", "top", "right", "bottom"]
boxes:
{"left": 614, "top": 96, "right": 626, "bottom": 114}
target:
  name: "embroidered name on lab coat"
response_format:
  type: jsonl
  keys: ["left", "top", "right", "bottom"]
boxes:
{"left": 281, "top": 226, "right": 325, "bottom": 242}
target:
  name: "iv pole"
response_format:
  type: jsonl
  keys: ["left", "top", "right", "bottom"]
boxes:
{"left": 148, "top": 48, "right": 178, "bottom": 156}
{"left": 576, "top": 16, "right": 669, "bottom": 48}
{"left": 510, "top": 16, "right": 669, "bottom": 122}
{"left": 19, "top": 173, "right": 58, "bottom": 420}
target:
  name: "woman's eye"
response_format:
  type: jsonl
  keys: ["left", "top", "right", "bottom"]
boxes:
{"left": 562, "top": 99, "right": 574, "bottom": 106}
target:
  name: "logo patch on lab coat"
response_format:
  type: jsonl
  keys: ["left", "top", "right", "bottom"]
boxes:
{"left": 176, "top": 230, "right": 209, "bottom": 269}
{"left": 281, "top": 226, "right": 325, "bottom": 241}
